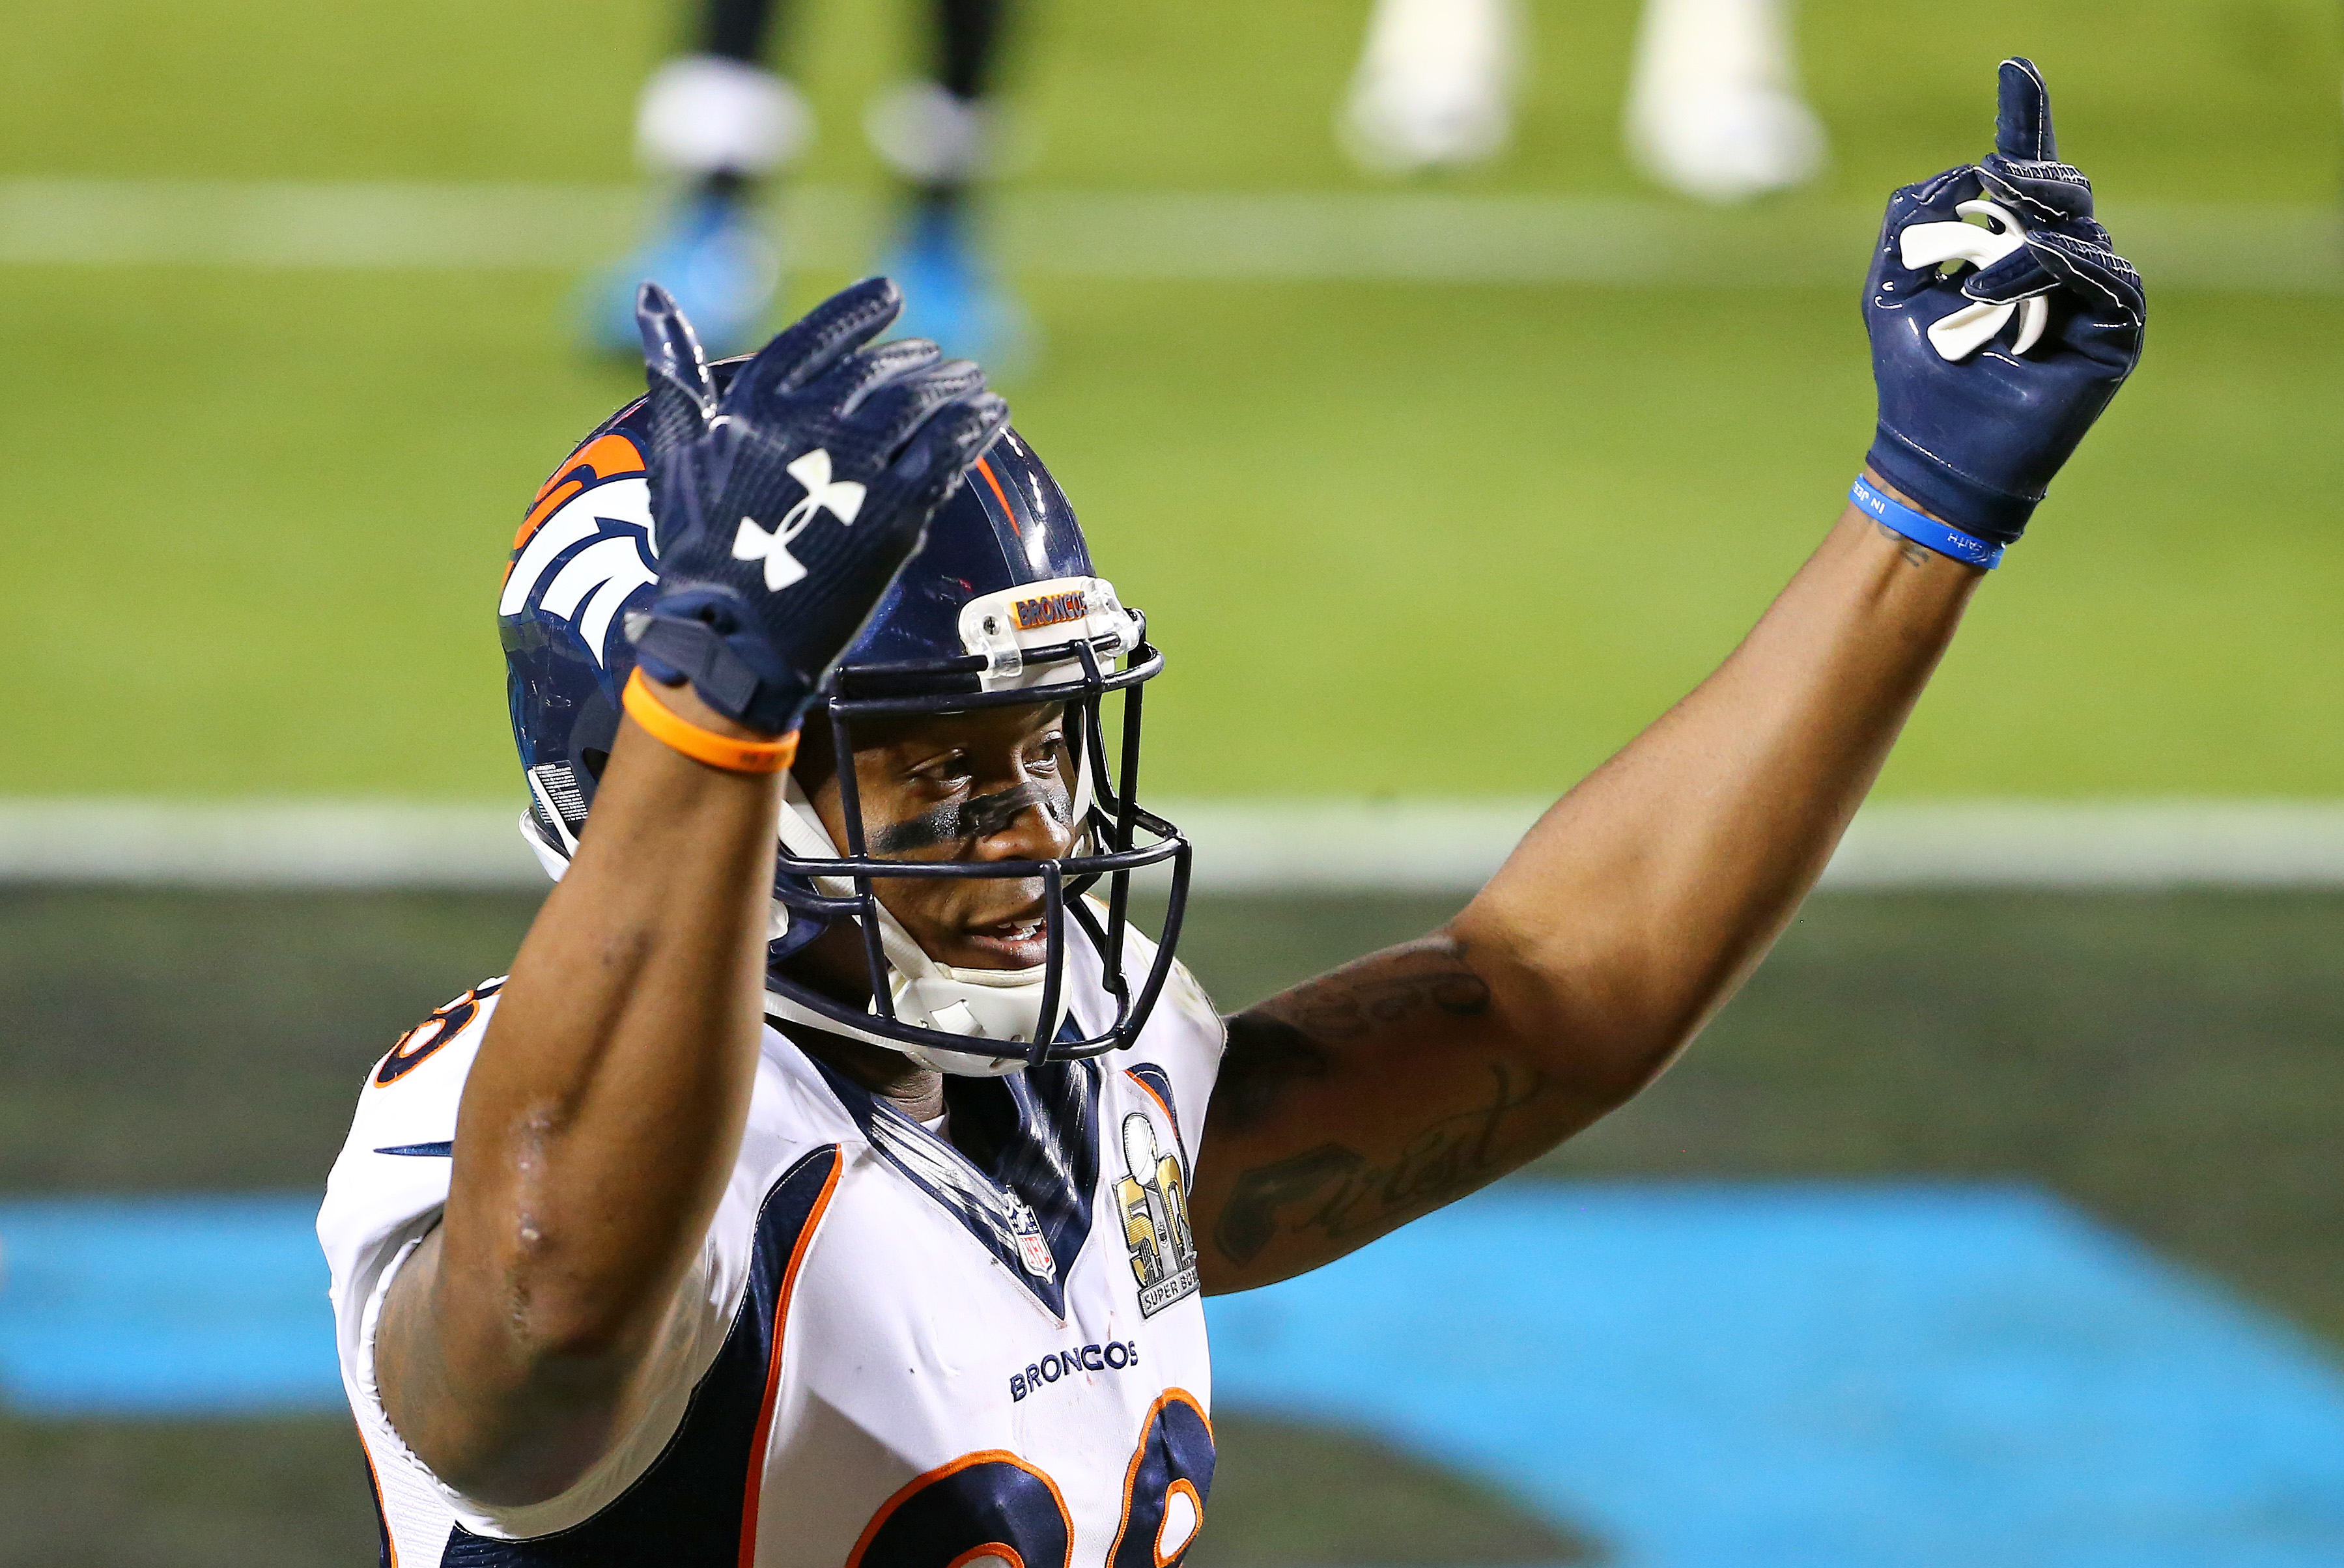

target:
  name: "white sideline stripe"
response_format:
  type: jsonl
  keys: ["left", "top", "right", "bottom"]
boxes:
{"left": 6, "top": 800, "right": 2344, "bottom": 892}
{"left": 0, "top": 180, "right": 2333, "bottom": 291}
{"left": 1172, "top": 800, "right": 2344, "bottom": 891}
{"left": 0, "top": 802, "right": 541, "bottom": 889}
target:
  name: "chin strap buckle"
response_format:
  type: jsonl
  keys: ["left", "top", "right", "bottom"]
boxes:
{"left": 970, "top": 609, "right": 1026, "bottom": 681}
{"left": 1084, "top": 582, "right": 1138, "bottom": 657}
{"left": 927, "top": 999, "right": 987, "bottom": 1037}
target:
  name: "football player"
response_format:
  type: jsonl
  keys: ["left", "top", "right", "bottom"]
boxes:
{"left": 1342, "top": 0, "right": 1828, "bottom": 202}
{"left": 324, "top": 59, "right": 2142, "bottom": 1565}
{"left": 584, "top": 0, "right": 1026, "bottom": 362}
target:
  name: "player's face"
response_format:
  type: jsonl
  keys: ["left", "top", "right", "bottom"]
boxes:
{"left": 800, "top": 701, "right": 1079, "bottom": 971}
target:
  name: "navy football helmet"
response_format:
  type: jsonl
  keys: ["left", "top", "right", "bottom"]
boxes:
{"left": 500, "top": 368, "right": 1191, "bottom": 1076}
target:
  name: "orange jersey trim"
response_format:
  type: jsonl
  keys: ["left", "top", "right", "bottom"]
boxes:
{"left": 948, "top": 1546, "right": 1028, "bottom": 1568}
{"left": 1107, "top": 1388, "right": 1212, "bottom": 1568}
{"left": 735, "top": 1148, "right": 845, "bottom": 1567}
{"left": 845, "top": 1451, "right": 1072, "bottom": 1568}
{"left": 1156, "top": 1479, "right": 1204, "bottom": 1567}
{"left": 360, "top": 1431, "right": 401, "bottom": 1568}
{"left": 1126, "top": 1068, "right": 1176, "bottom": 1126}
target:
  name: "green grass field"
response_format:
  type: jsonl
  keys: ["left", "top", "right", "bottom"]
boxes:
{"left": 0, "top": 0, "right": 2337, "bottom": 802}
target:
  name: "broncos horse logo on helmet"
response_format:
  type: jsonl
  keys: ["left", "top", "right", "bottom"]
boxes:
{"left": 500, "top": 367, "right": 1191, "bottom": 1078}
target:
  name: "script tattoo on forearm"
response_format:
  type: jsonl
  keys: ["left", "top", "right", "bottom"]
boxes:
{"left": 1212, "top": 1061, "right": 1537, "bottom": 1267}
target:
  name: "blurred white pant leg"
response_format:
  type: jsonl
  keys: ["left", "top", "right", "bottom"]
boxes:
{"left": 636, "top": 55, "right": 812, "bottom": 178}
{"left": 1339, "top": 0, "right": 1525, "bottom": 174}
{"left": 1624, "top": 0, "right": 1826, "bottom": 202}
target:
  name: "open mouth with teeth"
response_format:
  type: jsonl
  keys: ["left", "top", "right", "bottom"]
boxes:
{"left": 955, "top": 912, "right": 1051, "bottom": 969}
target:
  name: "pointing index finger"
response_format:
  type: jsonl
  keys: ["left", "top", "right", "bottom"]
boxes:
{"left": 1994, "top": 57, "right": 2055, "bottom": 163}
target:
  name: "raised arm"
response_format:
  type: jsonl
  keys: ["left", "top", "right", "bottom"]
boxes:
{"left": 1193, "top": 58, "right": 2146, "bottom": 1293}
{"left": 373, "top": 281, "right": 1007, "bottom": 1505}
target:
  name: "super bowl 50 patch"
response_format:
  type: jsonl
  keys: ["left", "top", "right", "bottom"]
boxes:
{"left": 1117, "top": 1112, "right": 1200, "bottom": 1316}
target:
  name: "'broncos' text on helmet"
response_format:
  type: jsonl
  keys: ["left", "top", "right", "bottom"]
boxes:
{"left": 499, "top": 369, "right": 1191, "bottom": 1078}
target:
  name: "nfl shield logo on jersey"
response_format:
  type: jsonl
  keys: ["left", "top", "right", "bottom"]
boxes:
{"left": 1118, "top": 1113, "right": 1200, "bottom": 1316}
{"left": 1007, "top": 1197, "right": 1056, "bottom": 1279}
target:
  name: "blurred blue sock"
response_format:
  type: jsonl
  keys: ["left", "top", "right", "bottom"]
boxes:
{"left": 580, "top": 184, "right": 780, "bottom": 357}
{"left": 875, "top": 198, "right": 1034, "bottom": 376}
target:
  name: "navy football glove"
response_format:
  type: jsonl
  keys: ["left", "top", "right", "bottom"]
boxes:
{"left": 629, "top": 278, "right": 1010, "bottom": 735}
{"left": 1863, "top": 58, "right": 2146, "bottom": 544}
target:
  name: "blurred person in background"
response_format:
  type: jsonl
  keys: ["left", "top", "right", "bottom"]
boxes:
{"left": 1342, "top": 0, "right": 1828, "bottom": 201}
{"left": 584, "top": 0, "right": 1029, "bottom": 363}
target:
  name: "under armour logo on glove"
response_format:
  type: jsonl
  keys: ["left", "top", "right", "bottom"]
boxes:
{"left": 627, "top": 278, "right": 1009, "bottom": 735}
{"left": 1898, "top": 200, "right": 2049, "bottom": 362}
{"left": 733, "top": 449, "right": 869, "bottom": 590}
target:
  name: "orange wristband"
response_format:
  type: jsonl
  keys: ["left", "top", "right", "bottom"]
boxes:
{"left": 622, "top": 669, "right": 799, "bottom": 774}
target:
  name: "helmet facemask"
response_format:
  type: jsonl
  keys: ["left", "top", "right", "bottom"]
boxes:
{"left": 763, "top": 575, "right": 1192, "bottom": 1076}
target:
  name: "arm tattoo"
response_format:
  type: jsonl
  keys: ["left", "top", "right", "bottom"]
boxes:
{"left": 1212, "top": 1063, "right": 1536, "bottom": 1267}
{"left": 1875, "top": 520, "right": 1934, "bottom": 569}
{"left": 1213, "top": 938, "right": 1491, "bottom": 1132}
{"left": 1284, "top": 965, "right": 1491, "bottom": 1041}
{"left": 1210, "top": 937, "right": 1520, "bottom": 1268}
{"left": 1211, "top": 1143, "right": 1361, "bottom": 1266}
{"left": 1213, "top": 1011, "right": 1331, "bottom": 1133}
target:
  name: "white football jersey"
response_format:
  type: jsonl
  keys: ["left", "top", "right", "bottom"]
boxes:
{"left": 318, "top": 923, "right": 1226, "bottom": 1567}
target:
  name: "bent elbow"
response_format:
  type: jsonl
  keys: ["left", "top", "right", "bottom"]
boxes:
{"left": 1500, "top": 979, "right": 1707, "bottom": 1123}
{"left": 1595, "top": 1028, "right": 1693, "bottom": 1110}
{"left": 1462, "top": 913, "right": 1740, "bottom": 1118}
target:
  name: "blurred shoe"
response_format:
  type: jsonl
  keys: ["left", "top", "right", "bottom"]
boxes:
{"left": 1625, "top": 0, "right": 1827, "bottom": 203}
{"left": 875, "top": 202, "right": 1034, "bottom": 375}
{"left": 581, "top": 186, "right": 780, "bottom": 357}
{"left": 1339, "top": 0, "right": 1523, "bottom": 174}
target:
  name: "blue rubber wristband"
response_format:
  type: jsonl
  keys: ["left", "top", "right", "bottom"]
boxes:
{"left": 1849, "top": 475, "right": 2003, "bottom": 570}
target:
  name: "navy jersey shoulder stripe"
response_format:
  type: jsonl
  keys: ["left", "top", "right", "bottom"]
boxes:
{"left": 440, "top": 1145, "right": 843, "bottom": 1565}
{"left": 1123, "top": 1064, "right": 1180, "bottom": 1142}
{"left": 363, "top": 1435, "right": 395, "bottom": 1568}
